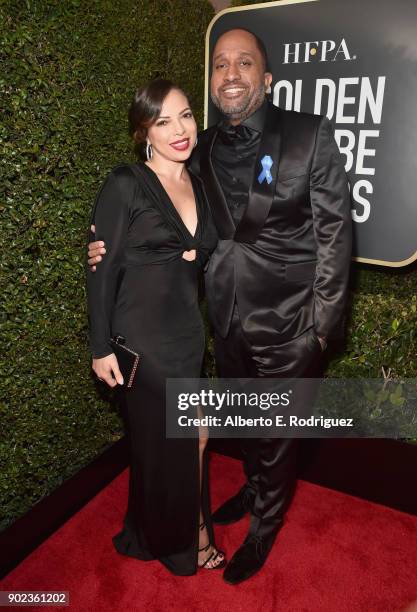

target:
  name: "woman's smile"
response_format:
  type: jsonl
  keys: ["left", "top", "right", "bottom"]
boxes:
{"left": 169, "top": 137, "right": 190, "bottom": 151}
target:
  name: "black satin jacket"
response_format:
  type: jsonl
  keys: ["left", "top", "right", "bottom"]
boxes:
{"left": 189, "top": 103, "right": 352, "bottom": 344}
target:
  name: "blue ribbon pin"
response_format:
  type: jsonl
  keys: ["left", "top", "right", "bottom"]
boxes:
{"left": 257, "top": 155, "right": 274, "bottom": 185}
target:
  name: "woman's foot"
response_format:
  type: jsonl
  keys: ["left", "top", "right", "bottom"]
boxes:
{"left": 198, "top": 522, "right": 226, "bottom": 569}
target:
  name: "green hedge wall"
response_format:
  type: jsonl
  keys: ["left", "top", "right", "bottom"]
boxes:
{"left": 0, "top": 0, "right": 214, "bottom": 531}
{"left": 326, "top": 266, "right": 417, "bottom": 378}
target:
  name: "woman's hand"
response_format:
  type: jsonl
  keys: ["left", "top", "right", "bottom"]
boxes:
{"left": 88, "top": 224, "right": 106, "bottom": 271}
{"left": 92, "top": 354, "right": 124, "bottom": 387}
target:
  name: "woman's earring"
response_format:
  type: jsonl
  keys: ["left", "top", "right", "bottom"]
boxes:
{"left": 194, "top": 137, "right": 198, "bottom": 149}
{"left": 146, "top": 141, "right": 153, "bottom": 160}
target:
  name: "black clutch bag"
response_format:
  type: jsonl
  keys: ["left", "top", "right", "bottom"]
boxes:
{"left": 109, "top": 334, "right": 140, "bottom": 388}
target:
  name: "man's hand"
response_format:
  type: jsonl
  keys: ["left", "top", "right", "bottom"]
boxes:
{"left": 318, "top": 336, "right": 327, "bottom": 351}
{"left": 182, "top": 249, "right": 196, "bottom": 261}
{"left": 88, "top": 224, "right": 106, "bottom": 272}
{"left": 92, "top": 353, "right": 124, "bottom": 387}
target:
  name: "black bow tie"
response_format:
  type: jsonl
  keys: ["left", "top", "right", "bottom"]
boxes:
{"left": 218, "top": 122, "right": 250, "bottom": 142}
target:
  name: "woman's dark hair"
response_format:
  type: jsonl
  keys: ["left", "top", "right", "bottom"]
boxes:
{"left": 128, "top": 78, "right": 185, "bottom": 153}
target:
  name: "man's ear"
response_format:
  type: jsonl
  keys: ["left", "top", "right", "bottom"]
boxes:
{"left": 264, "top": 72, "right": 273, "bottom": 94}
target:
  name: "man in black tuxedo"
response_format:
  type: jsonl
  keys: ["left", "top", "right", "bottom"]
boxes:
{"left": 190, "top": 28, "right": 351, "bottom": 584}
{"left": 87, "top": 29, "right": 352, "bottom": 584}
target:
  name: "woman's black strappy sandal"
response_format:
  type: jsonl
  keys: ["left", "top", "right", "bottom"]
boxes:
{"left": 198, "top": 522, "right": 227, "bottom": 570}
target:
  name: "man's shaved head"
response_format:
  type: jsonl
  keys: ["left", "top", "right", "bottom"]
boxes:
{"left": 210, "top": 28, "right": 272, "bottom": 124}
{"left": 214, "top": 28, "right": 270, "bottom": 72}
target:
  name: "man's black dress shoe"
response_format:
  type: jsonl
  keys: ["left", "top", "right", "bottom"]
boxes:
{"left": 223, "top": 521, "right": 284, "bottom": 585}
{"left": 211, "top": 485, "right": 255, "bottom": 525}
{"left": 223, "top": 534, "right": 273, "bottom": 584}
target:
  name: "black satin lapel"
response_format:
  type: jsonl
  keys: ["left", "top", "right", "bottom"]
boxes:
{"left": 234, "top": 105, "right": 282, "bottom": 243}
{"left": 199, "top": 129, "right": 235, "bottom": 239}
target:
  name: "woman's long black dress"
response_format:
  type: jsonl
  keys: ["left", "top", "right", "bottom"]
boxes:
{"left": 87, "top": 162, "right": 218, "bottom": 575}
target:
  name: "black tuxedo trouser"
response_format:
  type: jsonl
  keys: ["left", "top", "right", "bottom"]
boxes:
{"left": 214, "top": 301, "right": 323, "bottom": 541}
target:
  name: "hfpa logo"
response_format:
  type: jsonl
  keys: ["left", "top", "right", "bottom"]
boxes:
{"left": 283, "top": 39, "right": 356, "bottom": 64}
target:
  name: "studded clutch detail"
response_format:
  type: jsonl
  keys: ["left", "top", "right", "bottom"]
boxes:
{"left": 109, "top": 335, "right": 140, "bottom": 388}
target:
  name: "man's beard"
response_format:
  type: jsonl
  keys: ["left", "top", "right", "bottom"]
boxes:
{"left": 211, "top": 83, "right": 266, "bottom": 122}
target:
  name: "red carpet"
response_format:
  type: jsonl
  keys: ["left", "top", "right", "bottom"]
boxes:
{"left": 2, "top": 454, "right": 417, "bottom": 611}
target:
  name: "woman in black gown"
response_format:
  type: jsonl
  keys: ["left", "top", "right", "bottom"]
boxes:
{"left": 86, "top": 79, "right": 222, "bottom": 575}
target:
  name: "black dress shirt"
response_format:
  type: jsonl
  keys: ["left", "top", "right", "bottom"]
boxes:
{"left": 211, "top": 100, "right": 268, "bottom": 224}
